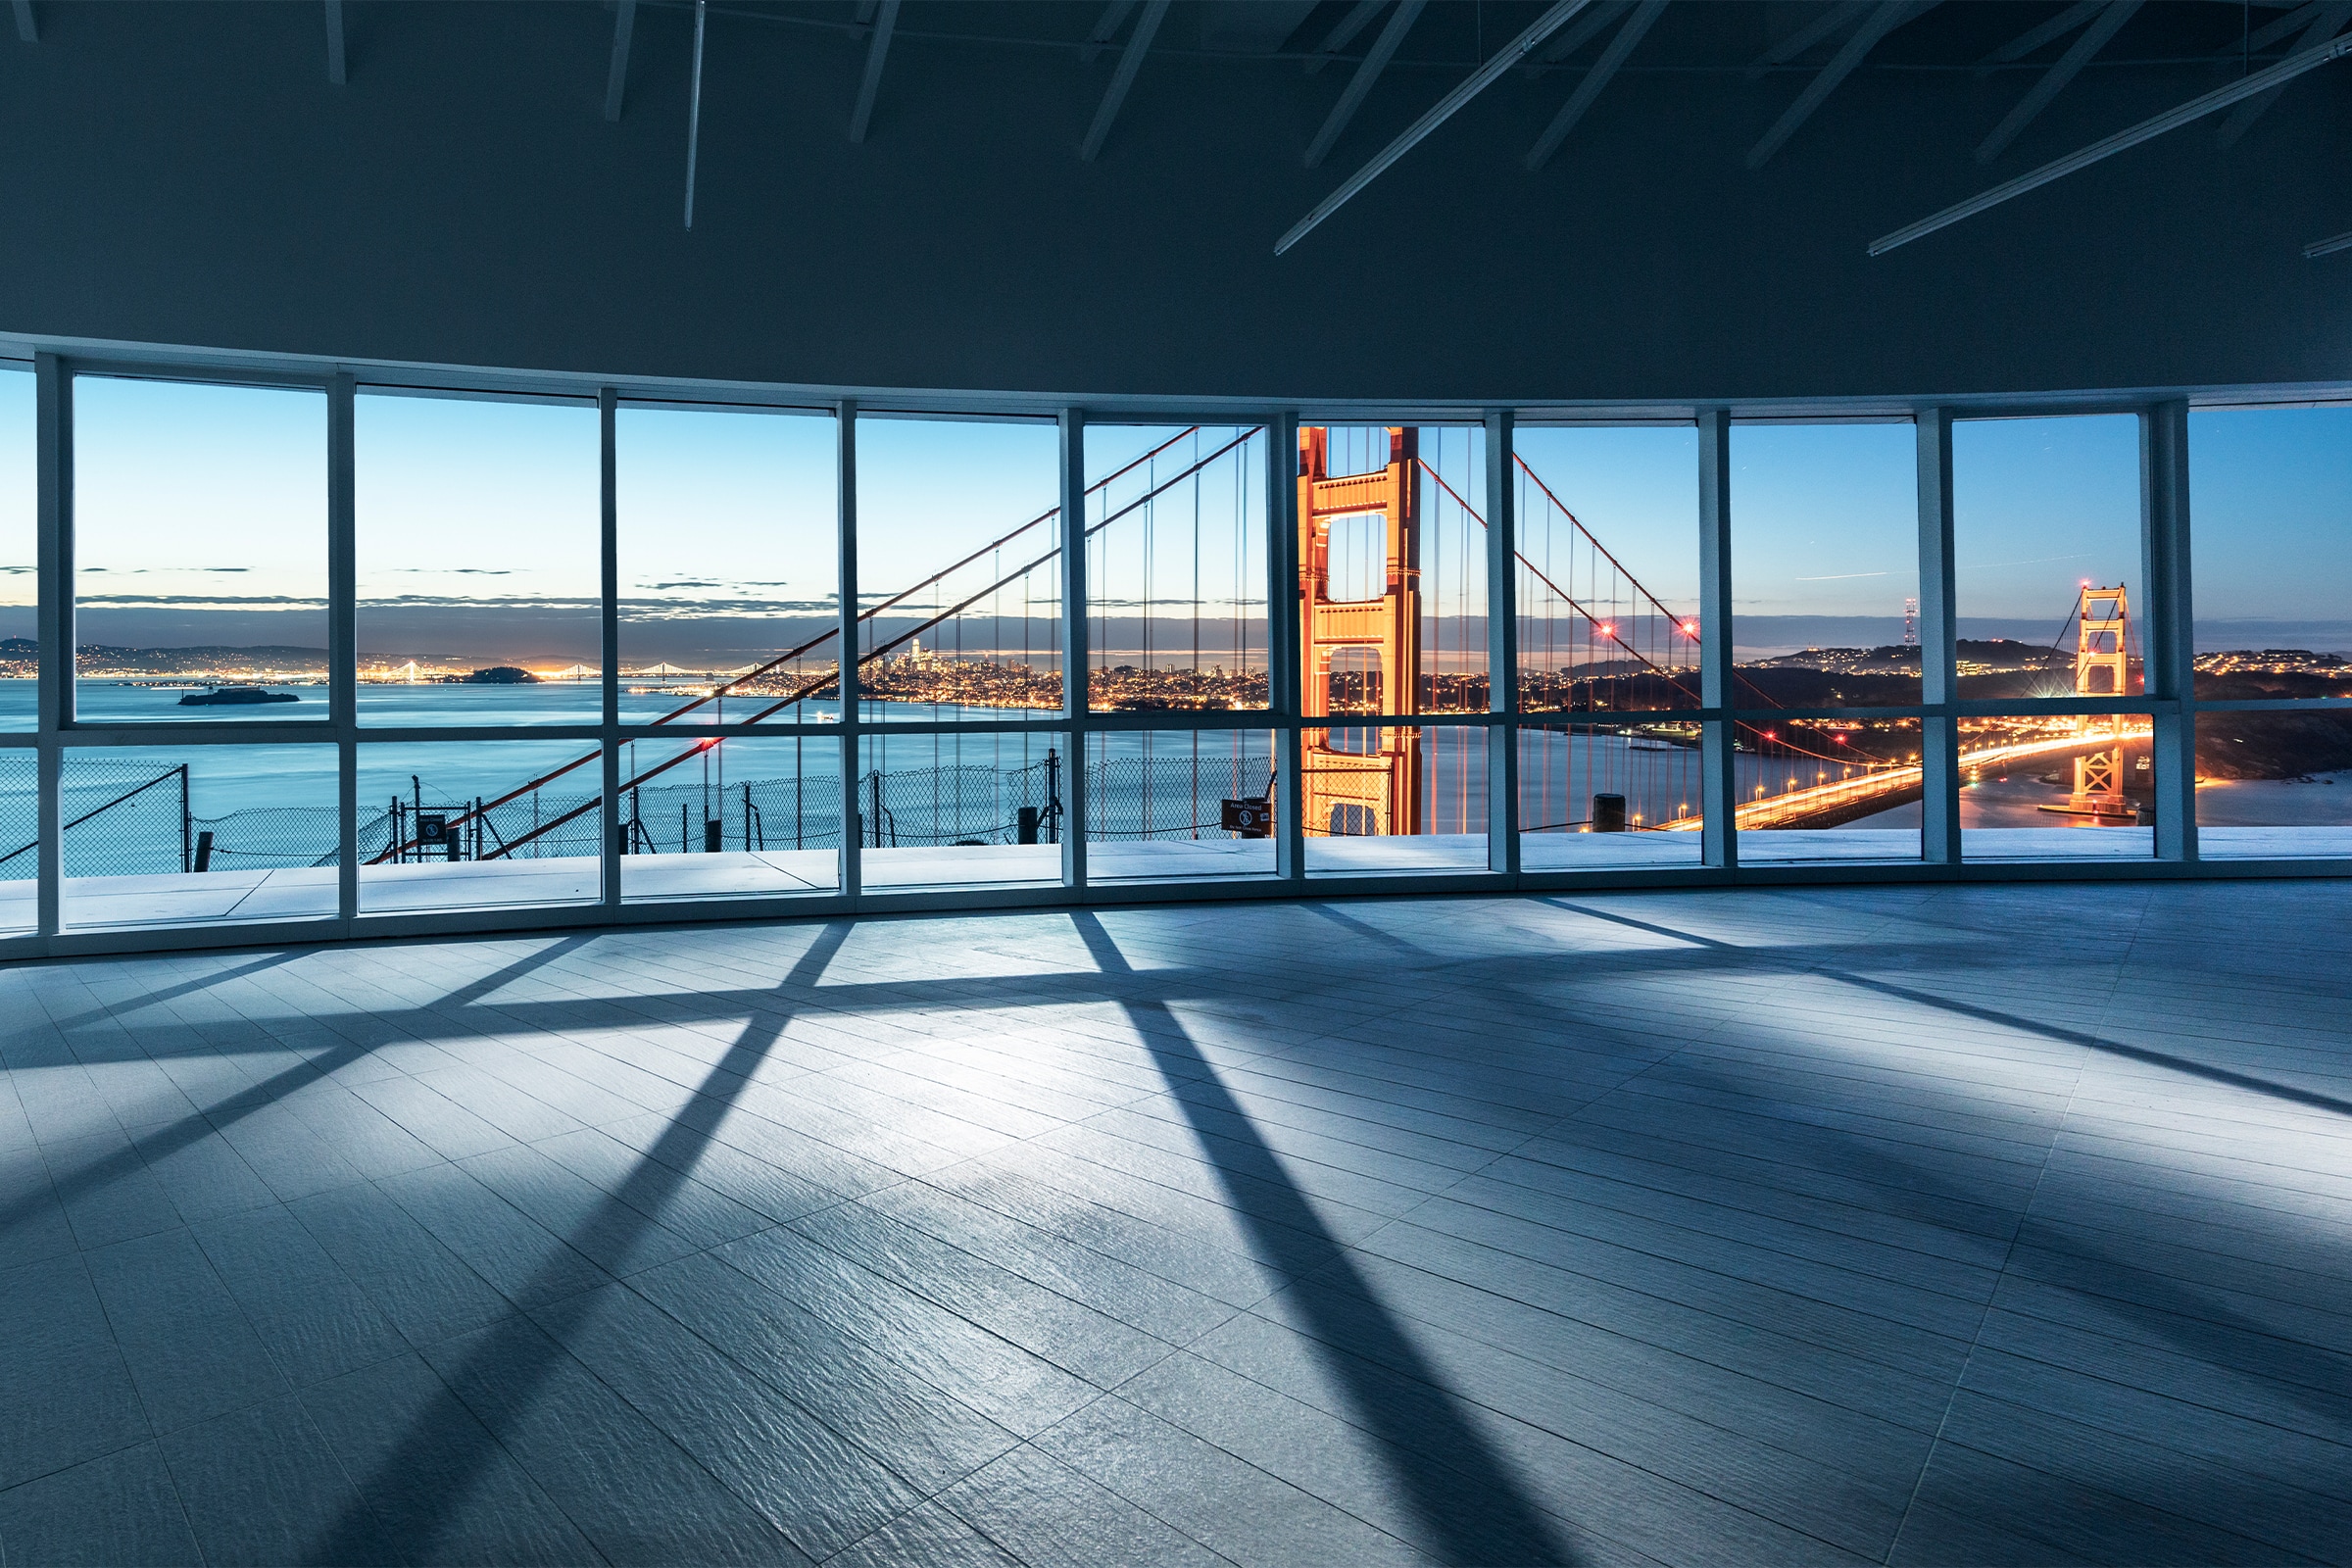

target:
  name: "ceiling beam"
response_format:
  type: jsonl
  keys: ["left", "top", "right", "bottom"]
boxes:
{"left": 1745, "top": 1, "right": 1869, "bottom": 81}
{"left": 1871, "top": 30, "right": 2352, "bottom": 254}
{"left": 1975, "top": 0, "right": 2100, "bottom": 75}
{"left": 2217, "top": 0, "right": 2323, "bottom": 61}
{"left": 1080, "top": 0, "right": 1168, "bottom": 162}
{"left": 1278, "top": 0, "right": 1593, "bottom": 255}
{"left": 684, "top": 0, "right": 707, "bottom": 228}
{"left": 604, "top": 0, "right": 636, "bottom": 122}
{"left": 1304, "top": 0, "right": 1385, "bottom": 75}
{"left": 1975, "top": 0, "right": 2139, "bottom": 164}
{"left": 1082, "top": 1, "right": 1136, "bottom": 66}
{"left": 12, "top": 3, "right": 33, "bottom": 44}
{"left": 325, "top": 0, "right": 346, "bottom": 84}
{"left": 1303, "top": 0, "right": 1425, "bottom": 169}
{"left": 2216, "top": 0, "right": 2352, "bottom": 145}
{"left": 1745, "top": 0, "right": 1928, "bottom": 170}
{"left": 1525, "top": 0, "right": 1667, "bottom": 171}
{"left": 1526, "top": 0, "right": 1630, "bottom": 76}
{"left": 849, "top": 0, "right": 899, "bottom": 143}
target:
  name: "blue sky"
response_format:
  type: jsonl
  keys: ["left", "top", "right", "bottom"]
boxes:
{"left": 2, "top": 371, "right": 2345, "bottom": 658}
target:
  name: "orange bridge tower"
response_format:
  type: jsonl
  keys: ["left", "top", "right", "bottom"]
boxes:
{"left": 1297, "top": 426, "right": 1421, "bottom": 838}
{"left": 2069, "top": 583, "right": 2132, "bottom": 817}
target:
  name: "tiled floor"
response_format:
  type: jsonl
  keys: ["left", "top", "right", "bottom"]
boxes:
{"left": 2, "top": 883, "right": 2347, "bottom": 1566}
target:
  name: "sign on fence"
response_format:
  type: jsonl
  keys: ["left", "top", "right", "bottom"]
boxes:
{"left": 1220, "top": 798, "right": 1271, "bottom": 838}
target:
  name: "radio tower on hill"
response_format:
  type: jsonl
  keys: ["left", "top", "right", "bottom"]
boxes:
{"left": 1902, "top": 597, "right": 1919, "bottom": 648}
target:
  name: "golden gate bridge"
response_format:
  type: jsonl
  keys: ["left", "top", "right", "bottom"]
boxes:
{"left": 356, "top": 426, "right": 2146, "bottom": 864}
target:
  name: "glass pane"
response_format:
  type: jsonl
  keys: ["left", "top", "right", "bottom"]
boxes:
{"left": 1959, "top": 713, "right": 2153, "bottom": 860}
{"left": 1518, "top": 722, "right": 1701, "bottom": 869}
{"left": 2189, "top": 407, "right": 2352, "bottom": 698}
{"left": 858, "top": 731, "right": 1065, "bottom": 890}
{"left": 1953, "top": 416, "right": 2141, "bottom": 702}
{"left": 74, "top": 378, "right": 326, "bottom": 722}
{"left": 1515, "top": 425, "right": 1700, "bottom": 714}
{"left": 1084, "top": 728, "right": 1277, "bottom": 883}
{"left": 856, "top": 416, "right": 1060, "bottom": 721}
{"left": 1297, "top": 425, "right": 1487, "bottom": 718}
{"left": 1085, "top": 425, "right": 1268, "bottom": 711}
{"left": 359, "top": 742, "right": 602, "bottom": 912}
{"left": 1302, "top": 722, "right": 1486, "bottom": 875}
{"left": 1736, "top": 719, "right": 1922, "bottom": 863}
{"left": 61, "top": 746, "right": 337, "bottom": 929}
{"left": 1732, "top": 422, "right": 1920, "bottom": 708}
{"left": 358, "top": 390, "right": 600, "bottom": 724}
{"left": 620, "top": 734, "right": 841, "bottom": 901}
{"left": 2195, "top": 710, "right": 2352, "bottom": 858}
{"left": 0, "top": 751, "right": 32, "bottom": 932}
{"left": 0, "top": 365, "right": 31, "bottom": 729}
{"left": 617, "top": 402, "right": 840, "bottom": 726}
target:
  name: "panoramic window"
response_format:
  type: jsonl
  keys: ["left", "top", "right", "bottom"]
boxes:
{"left": 357, "top": 741, "right": 602, "bottom": 913}
{"left": 619, "top": 733, "right": 841, "bottom": 901}
{"left": 1083, "top": 727, "right": 1278, "bottom": 884}
{"left": 616, "top": 401, "right": 838, "bottom": 725}
{"left": 1512, "top": 423, "right": 1700, "bottom": 864}
{"left": 855, "top": 416, "right": 1061, "bottom": 721}
{"left": 2188, "top": 407, "right": 2352, "bottom": 858}
{"left": 357, "top": 389, "right": 600, "bottom": 724}
{"left": 0, "top": 364, "right": 30, "bottom": 729}
{"left": 1518, "top": 721, "right": 1701, "bottom": 867}
{"left": 0, "top": 750, "right": 29, "bottom": 932}
{"left": 1291, "top": 424, "right": 1487, "bottom": 871}
{"left": 1954, "top": 416, "right": 2149, "bottom": 859}
{"left": 858, "top": 729, "right": 1065, "bottom": 891}
{"left": 1732, "top": 421, "right": 1922, "bottom": 863}
{"left": 60, "top": 745, "right": 337, "bottom": 930}
{"left": 1084, "top": 423, "right": 1268, "bottom": 711}
{"left": 73, "top": 376, "right": 326, "bottom": 723}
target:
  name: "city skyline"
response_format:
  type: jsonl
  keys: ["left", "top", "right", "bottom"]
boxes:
{"left": 3, "top": 368, "right": 2348, "bottom": 663}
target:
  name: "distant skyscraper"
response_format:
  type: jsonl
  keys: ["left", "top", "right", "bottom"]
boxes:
{"left": 1902, "top": 597, "right": 1919, "bottom": 648}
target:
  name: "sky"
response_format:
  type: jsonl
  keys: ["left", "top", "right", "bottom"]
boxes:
{"left": 1, "top": 368, "right": 2346, "bottom": 661}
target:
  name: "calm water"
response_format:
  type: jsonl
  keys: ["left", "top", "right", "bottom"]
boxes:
{"left": 4, "top": 682, "right": 2346, "bottom": 856}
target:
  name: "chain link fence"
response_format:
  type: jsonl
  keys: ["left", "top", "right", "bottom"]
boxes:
{"left": 1087, "top": 752, "right": 1273, "bottom": 841}
{"left": 5, "top": 751, "right": 1274, "bottom": 876}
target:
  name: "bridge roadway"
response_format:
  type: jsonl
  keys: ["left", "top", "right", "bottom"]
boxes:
{"left": 1661, "top": 726, "right": 2152, "bottom": 833}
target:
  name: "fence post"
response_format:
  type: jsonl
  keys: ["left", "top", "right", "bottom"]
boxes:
{"left": 179, "top": 764, "right": 190, "bottom": 874}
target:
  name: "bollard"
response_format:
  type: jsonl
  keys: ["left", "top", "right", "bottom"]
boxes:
{"left": 704, "top": 818, "right": 723, "bottom": 854}
{"left": 1592, "top": 793, "right": 1628, "bottom": 832}
{"left": 192, "top": 830, "right": 215, "bottom": 873}
{"left": 1017, "top": 806, "right": 1040, "bottom": 845}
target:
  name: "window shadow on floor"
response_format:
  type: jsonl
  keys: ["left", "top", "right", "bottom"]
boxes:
{"left": 1069, "top": 910, "right": 1580, "bottom": 1568}
{"left": 305, "top": 920, "right": 852, "bottom": 1564}
{"left": 0, "top": 935, "right": 600, "bottom": 1246}
{"left": 1539, "top": 898, "right": 2352, "bottom": 1426}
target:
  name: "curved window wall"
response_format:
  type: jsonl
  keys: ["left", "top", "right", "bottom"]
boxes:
{"left": 1, "top": 354, "right": 2341, "bottom": 955}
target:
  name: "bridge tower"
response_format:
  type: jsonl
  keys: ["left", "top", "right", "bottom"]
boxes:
{"left": 1297, "top": 426, "right": 1421, "bottom": 838}
{"left": 2070, "top": 583, "right": 2131, "bottom": 816}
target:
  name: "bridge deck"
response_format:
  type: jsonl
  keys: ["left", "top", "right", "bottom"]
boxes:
{"left": 2, "top": 883, "right": 2346, "bottom": 1566}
